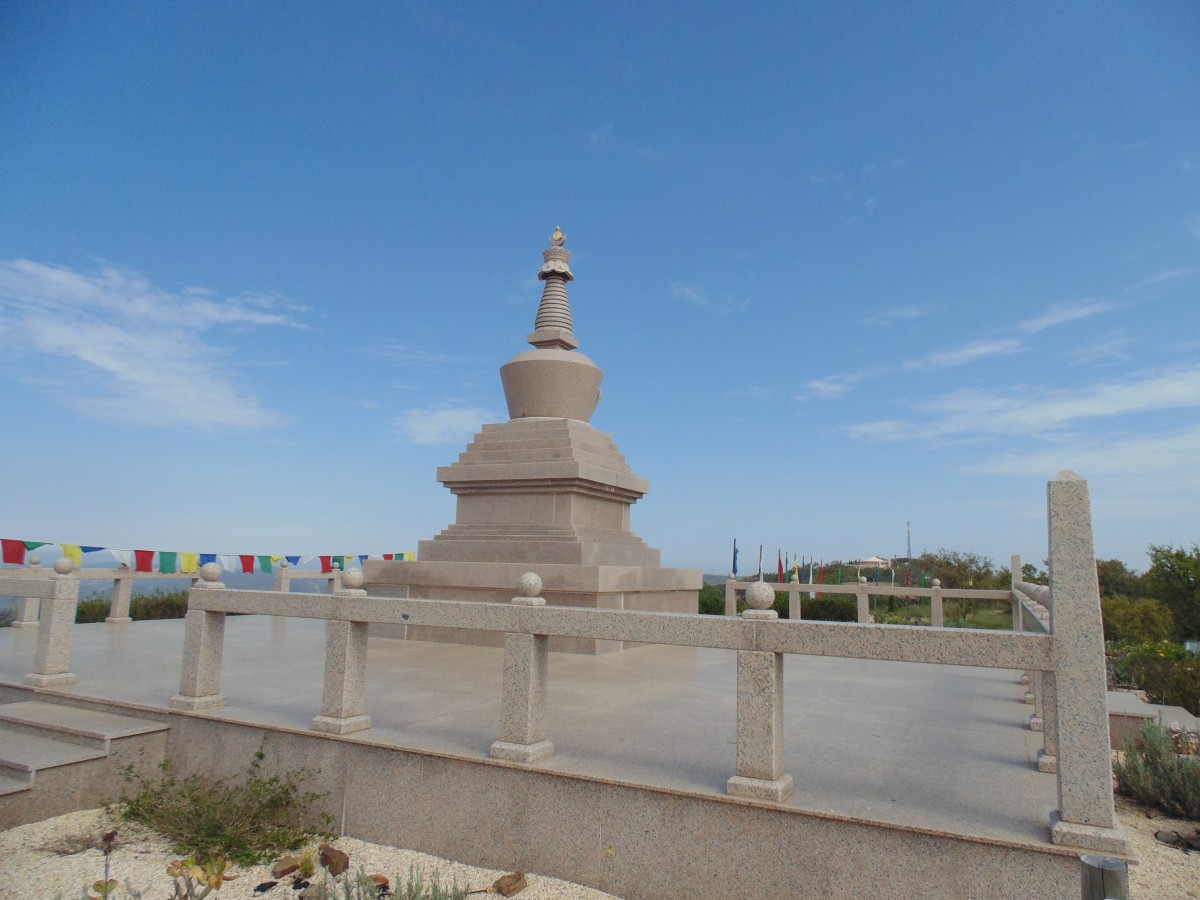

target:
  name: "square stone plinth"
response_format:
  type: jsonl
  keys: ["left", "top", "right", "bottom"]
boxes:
{"left": 490, "top": 739, "right": 554, "bottom": 763}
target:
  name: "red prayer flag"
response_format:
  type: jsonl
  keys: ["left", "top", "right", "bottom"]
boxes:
{"left": 134, "top": 550, "right": 155, "bottom": 572}
{"left": 239, "top": 555, "right": 255, "bottom": 574}
{"left": 777, "top": 551, "right": 784, "bottom": 584}
{"left": 319, "top": 555, "right": 332, "bottom": 573}
{"left": 2, "top": 539, "right": 26, "bottom": 565}
{"left": 383, "top": 554, "right": 394, "bottom": 561}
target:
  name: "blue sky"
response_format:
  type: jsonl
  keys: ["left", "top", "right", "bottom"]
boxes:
{"left": 1, "top": 2, "right": 1197, "bottom": 574}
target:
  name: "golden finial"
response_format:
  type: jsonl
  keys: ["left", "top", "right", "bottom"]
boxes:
{"left": 550, "top": 225, "right": 566, "bottom": 246}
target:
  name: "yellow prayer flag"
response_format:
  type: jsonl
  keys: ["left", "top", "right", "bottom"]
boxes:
{"left": 61, "top": 544, "right": 83, "bottom": 567}
{"left": 180, "top": 552, "right": 200, "bottom": 573}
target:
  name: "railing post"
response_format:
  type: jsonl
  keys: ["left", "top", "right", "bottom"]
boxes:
{"left": 1039, "top": 671, "right": 1059, "bottom": 773}
{"left": 727, "top": 582, "right": 794, "bottom": 802}
{"left": 788, "top": 573, "right": 800, "bottom": 620}
{"left": 171, "top": 563, "right": 228, "bottom": 711}
{"left": 856, "top": 577, "right": 869, "bottom": 623}
{"left": 274, "top": 559, "right": 291, "bottom": 592}
{"left": 24, "top": 559, "right": 80, "bottom": 687}
{"left": 724, "top": 578, "right": 736, "bottom": 616}
{"left": 108, "top": 571, "right": 134, "bottom": 623}
{"left": 12, "top": 556, "right": 43, "bottom": 628}
{"left": 313, "top": 569, "right": 372, "bottom": 734}
{"left": 491, "top": 573, "right": 554, "bottom": 764}
{"left": 1080, "top": 854, "right": 1129, "bottom": 899}
{"left": 930, "top": 578, "right": 943, "bottom": 627}
{"left": 1045, "top": 472, "right": 1127, "bottom": 853}
{"left": 1010, "top": 553, "right": 1023, "bottom": 632}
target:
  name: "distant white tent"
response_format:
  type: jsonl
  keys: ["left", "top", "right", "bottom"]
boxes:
{"left": 857, "top": 556, "right": 890, "bottom": 567}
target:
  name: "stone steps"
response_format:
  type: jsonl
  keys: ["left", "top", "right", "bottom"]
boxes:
{"left": 0, "top": 700, "right": 170, "bottom": 828}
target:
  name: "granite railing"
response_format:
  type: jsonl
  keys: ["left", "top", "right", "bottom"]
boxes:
{"left": 722, "top": 577, "right": 1018, "bottom": 628}
{"left": 7, "top": 558, "right": 81, "bottom": 686}
{"left": 273, "top": 559, "right": 343, "bottom": 593}
{"left": 14, "top": 472, "right": 1124, "bottom": 853}
{"left": 0, "top": 557, "right": 198, "bottom": 625}
{"left": 160, "top": 473, "right": 1124, "bottom": 852}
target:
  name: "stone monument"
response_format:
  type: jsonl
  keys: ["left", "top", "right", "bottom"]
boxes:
{"left": 364, "top": 228, "right": 701, "bottom": 652}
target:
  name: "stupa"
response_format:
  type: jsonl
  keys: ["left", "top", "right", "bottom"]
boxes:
{"left": 364, "top": 228, "right": 701, "bottom": 653}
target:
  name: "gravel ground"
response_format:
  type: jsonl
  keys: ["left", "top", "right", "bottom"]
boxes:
{"left": 2, "top": 802, "right": 1196, "bottom": 899}
{"left": 1116, "top": 796, "right": 1200, "bottom": 900}
{"left": 0, "top": 808, "right": 619, "bottom": 900}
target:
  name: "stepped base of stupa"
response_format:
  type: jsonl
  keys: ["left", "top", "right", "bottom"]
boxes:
{"left": 363, "top": 559, "right": 700, "bottom": 654}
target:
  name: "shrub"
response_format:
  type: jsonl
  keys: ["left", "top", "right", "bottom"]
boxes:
{"left": 1102, "top": 595, "right": 1174, "bottom": 643}
{"left": 76, "top": 598, "right": 110, "bottom": 624}
{"left": 798, "top": 597, "right": 856, "bottom": 622}
{"left": 75, "top": 589, "right": 191, "bottom": 624}
{"left": 114, "top": 745, "right": 333, "bottom": 867}
{"left": 130, "top": 590, "right": 189, "bottom": 620}
{"left": 1113, "top": 720, "right": 1200, "bottom": 819}
{"left": 1108, "top": 640, "right": 1200, "bottom": 716}
{"left": 698, "top": 584, "right": 724, "bottom": 615}
{"left": 0, "top": 606, "right": 13, "bottom": 627}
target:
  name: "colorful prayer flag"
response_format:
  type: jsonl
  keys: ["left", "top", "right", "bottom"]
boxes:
{"left": 158, "top": 551, "right": 177, "bottom": 574}
{"left": 319, "top": 555, "right": 332, "bottom": 573}
{"left": 134, "top": 550, "right": 155, "bottom": 572}
{"left": 731, "top": 539, "right": 738, "bottom": 576}
{"left": 2, "top": 539, "right": 26, "bottom": 565}
{"left": 258, "top": 555, "right": 273, "bottom": 573}
{"left": 239, "top": 555, "right": 255, "bottom": 574}
{"left": 200, "top": 553, "right": 217, "bottom": 566}
{"left": 61, "top": 544, "right": 84, "bottom": 567}
{"left": 25, "top": 540, "right": 51, "bottom": 552}
{"left": 181, "top": 553, "right": 199, "bottom": 573}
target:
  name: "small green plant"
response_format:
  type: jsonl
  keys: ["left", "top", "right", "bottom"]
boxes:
{"left": 1113, "top": 720, "right": 1200, "bottom": 819}
{"left": 114, "top": 744, "right": 333, "bottom": 867}
{"left": 166, "top": 855, "right": 236, "bottom": 899}
{"left": 299, "top": 845, "right": 319, "bottom": 879}
{"left": 396, "top": 865, "right": 468, "bottom": 900}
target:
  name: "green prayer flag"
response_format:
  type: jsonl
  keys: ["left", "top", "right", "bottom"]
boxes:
{"left": 158, "top": 551, "right": 177, "bottom": 574}
{"left": 257, "top": 555, "right": 272, "bottom": 573}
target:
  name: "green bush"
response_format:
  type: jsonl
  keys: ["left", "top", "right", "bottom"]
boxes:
{"left": 75, "top": 597, "right": 111, "bottom": 623}
{"left": 75, "top": 589, "right": 190, "bottom": 624}
{"left": 1102, "top": 595, "right": 1174, "bottom": 643}
{"left": 1113, "top": 720, "right": 1200, "bottom": 819}
{"left": 698, "top": 584, "right": 724, "bottom": 615}
{"left": 1108, "top": 640, "right": 1200, "bottom": 716}
{"left": 798, "top": 596, "right": 857, "bottom": 622}
{"left": 114, "top": 746, "right": 333, "bottom": 867}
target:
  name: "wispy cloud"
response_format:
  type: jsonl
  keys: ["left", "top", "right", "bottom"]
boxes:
{"left": 371, "top": 340, "right": 471, "bottom": 365}
{"left": 0, "top": 259, "right": 304, "bottom": 428}
{"left": 393, "top": 403, "right": 496, "bottom": 444}
{"left": 964, "top": 424, "right": 1200, "bottom": 479}
{"left": 1068, "top": 332, "right": 1130, "bottom": 366}
{"left": 903, "top": 339, "right": 1025, "bottom": 372}
{"left": 1125, "top": 268, "right": 1188, "bottom": 292}
{"left": 848, "top": 364, "right": 1200, "bottom": 443}
{"left": 796, "top": 368, "right": 883, "bottom": 401}
{"left": 862, "top": 304, "right": 935, "bottom": 326}
{"left": 1018, "top": 299, "right": 1114, "bottom": 334}
{"left": 588, "top": 124, "right": 660, "bottom": 161}
{"left": 669, "top": 282, "right": 747, "bottom": 316}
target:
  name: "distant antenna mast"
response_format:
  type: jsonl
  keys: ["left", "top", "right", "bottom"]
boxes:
{"left": 906, "top": 521, "right": 912, "bottom": 560}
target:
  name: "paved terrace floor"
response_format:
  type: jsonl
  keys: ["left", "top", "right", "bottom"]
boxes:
{"left": 0, "top": 615, "right": 1059, "bottom": 848}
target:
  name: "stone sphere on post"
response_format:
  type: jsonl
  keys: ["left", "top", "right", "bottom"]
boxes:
{"left": 199, "top": 562, "right": 222, "bottom": 583}
{"left": 343, "top": 568, "right": 365, "bottom": 590}
{"left": 518, "top": 572, "right": 543, "bottom": 598}
{"left": 745, "top": 581, "right": 775, "bottom": 610}
{"left": 932, "top": 579, "right": 941, "bottom": 588}
{"left": 53, "top": 557, "right": 74, "bottom": 575}
{"left": 859, "top": 576, "right": 867, "bottom": 584}
{"left": 29, "top": 556, "right": 41, "bottom": 567}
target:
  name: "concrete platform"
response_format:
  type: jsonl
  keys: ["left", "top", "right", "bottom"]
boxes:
{"left": 0, "top": 616, "right": 1091, "bottom": 897}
